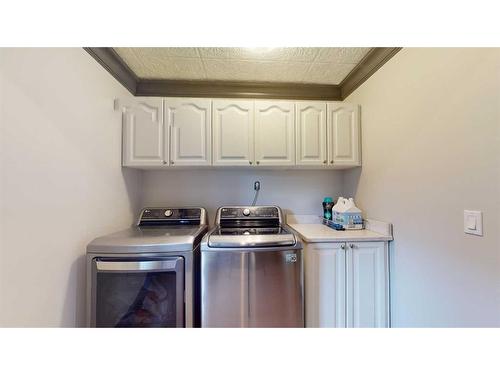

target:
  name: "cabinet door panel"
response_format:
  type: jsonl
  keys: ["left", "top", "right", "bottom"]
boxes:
{"left": 327, "top": 102, "right": 360, "bottom": 166}
{"left": 305, "top": 243, "right": 346, "bottom": 328}
{"left": 165, "top": 98, "right": 211, "bottom": 166}
{"left": 255, "top": 101, "right": 295, "bottom": 166}
{"left": 296, "top": 102, "right": 327, "bottom": 166}
{"left": 346, "top": 242, "right": 389, "bottom": 328}
{"left": 213, "top": 100, "right": 254, "bottom": 166}
{"left": 122, "top": 98, "right": 165, "bottom": 167}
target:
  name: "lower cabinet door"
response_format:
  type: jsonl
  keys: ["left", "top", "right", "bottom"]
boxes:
{"left": 346, "top": 241, "right": 389, "bottom": 328}
{"left": 305, "top": 243, "right": 346, "bottom": 328}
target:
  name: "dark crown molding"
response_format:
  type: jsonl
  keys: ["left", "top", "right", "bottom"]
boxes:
{"left": 85, "top": 47, "right": 401, "bottom": 101}
{"left": 340, "top": 47, "right": 402, "bottom": 99}
{"left": 137, "top": 79, "right": 341, "bottom": 100}
{"left": 83, "top": 47, "right": 138, "bottom": 95}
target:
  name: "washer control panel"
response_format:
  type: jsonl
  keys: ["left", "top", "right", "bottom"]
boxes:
{"left": 219, "top": 206, "right": 280, "bottom": 220}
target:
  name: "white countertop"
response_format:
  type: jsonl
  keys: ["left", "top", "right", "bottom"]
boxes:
{"left": 286, "top": 215, "right": 393, "bottom": 243}
{"left": 288, "top": 224, "right": 392, "bottom": 242}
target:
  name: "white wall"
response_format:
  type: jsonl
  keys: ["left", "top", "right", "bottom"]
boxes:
{"left": 141, "top": 169, "right": 344, "bottom": 223}
{"left": 0, "top": 48, "right": 141, "bottom": 327}
{"left": 344, "top": 48, "right": 500, "bottom": 327}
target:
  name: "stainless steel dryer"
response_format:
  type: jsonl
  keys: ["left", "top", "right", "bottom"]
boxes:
{"left": 201, "top": 206, "right": 304, "bottom": 328}
{"left": 86, "top": 207, "right": 207, "bottom": 328}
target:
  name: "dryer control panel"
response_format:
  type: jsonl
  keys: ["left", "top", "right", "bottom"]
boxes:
{"left": 138, "top": 207, "right": 206, "bottom": 226}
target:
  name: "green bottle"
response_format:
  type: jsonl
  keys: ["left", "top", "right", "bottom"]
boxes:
{"left": 322, "top": 197, "right": 334, "bottom": 220}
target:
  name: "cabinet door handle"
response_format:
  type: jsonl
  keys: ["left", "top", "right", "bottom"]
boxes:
{"left": 323, "top": 160, "right": 327, "bottom": 164}
{"left": 171, "top": 161, "right": 175, "bottom": 165}
{"left": 349, "top": 243, "right": 354, "bottom": 249}
{"left": 330, "top": 160, "right": 334, "bottom": 164}
{"left": 256, "top": 161, "right": 260, "bottom": 165}
{"left": 163, "top": 160, "right": 167, "bottom": 165}
{"left": 249, "top": 161, "right": 252, "bottom": 165}
{"left": 340, "top": 244, "right": 346, "bottom": 250}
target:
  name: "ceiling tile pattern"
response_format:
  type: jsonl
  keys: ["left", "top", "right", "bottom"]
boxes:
{"left": 114, "top": 47, "right": 371, "bottom": 84}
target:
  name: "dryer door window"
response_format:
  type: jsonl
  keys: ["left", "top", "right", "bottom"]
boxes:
{"left": 91, "top": 257, "right": 184, "bottom": 328}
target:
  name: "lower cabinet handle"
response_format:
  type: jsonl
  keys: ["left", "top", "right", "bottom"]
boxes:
{"left": 256, "top": 161, "right": 260, "bottom": 165}
{"left": 349, "top": 243, "right": 354, "bottom": 249}
{"left": 340, "top": 244, "right": 346, "bottom": 250}
{"left": 249, "top": 161, "right": 252, "bottom": 165}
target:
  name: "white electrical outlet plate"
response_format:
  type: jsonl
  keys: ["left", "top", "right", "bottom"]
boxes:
{"left": 464, "top": 210, "right": 483, "bottom": 236}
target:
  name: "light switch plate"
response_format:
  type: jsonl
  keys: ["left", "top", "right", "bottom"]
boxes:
{"left": 464, "top": 210, "right": 483, "bottom": 236}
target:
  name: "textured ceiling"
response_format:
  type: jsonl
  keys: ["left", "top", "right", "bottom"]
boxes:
{"left": 113, "top": 47, "right": 371, "bottom": 84}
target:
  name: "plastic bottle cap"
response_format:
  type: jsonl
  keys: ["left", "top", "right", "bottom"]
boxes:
{"left": 323, "top": 197, "right": 333, "bottom": 203}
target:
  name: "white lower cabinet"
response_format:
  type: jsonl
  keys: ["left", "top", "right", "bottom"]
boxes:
{"left": 305, "top": 241, "right": 389, "bottom": 328}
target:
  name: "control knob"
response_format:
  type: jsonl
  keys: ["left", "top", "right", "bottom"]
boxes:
{"left": 164, "top": 209, "right": 173, "bottom": 217}
{"left": 242, "top": 208, "right": 251, "bottom": 216}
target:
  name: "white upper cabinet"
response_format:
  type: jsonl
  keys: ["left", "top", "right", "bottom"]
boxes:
{"left": 296, "top": 102, "right": 327, "bottom": 166}
{"left": 213, "top": 100, "right": 254, "bottom": 166}
{"left": 254, "top": 101, "right": 295, "bottom": 166}
{"left": 165, "top": 98, "right": 211, "bottom": 166}
{"left": 346, "top": 241, "right": 389, "bottom": 328}
{"left": 327, "top": 102, "right": 361, "bottom": 167}
{"left": 121, "top": 98, "right": 166, "bottom": 167}
{"left": 120, "top": 97, "right": 361, "bottom": 169}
